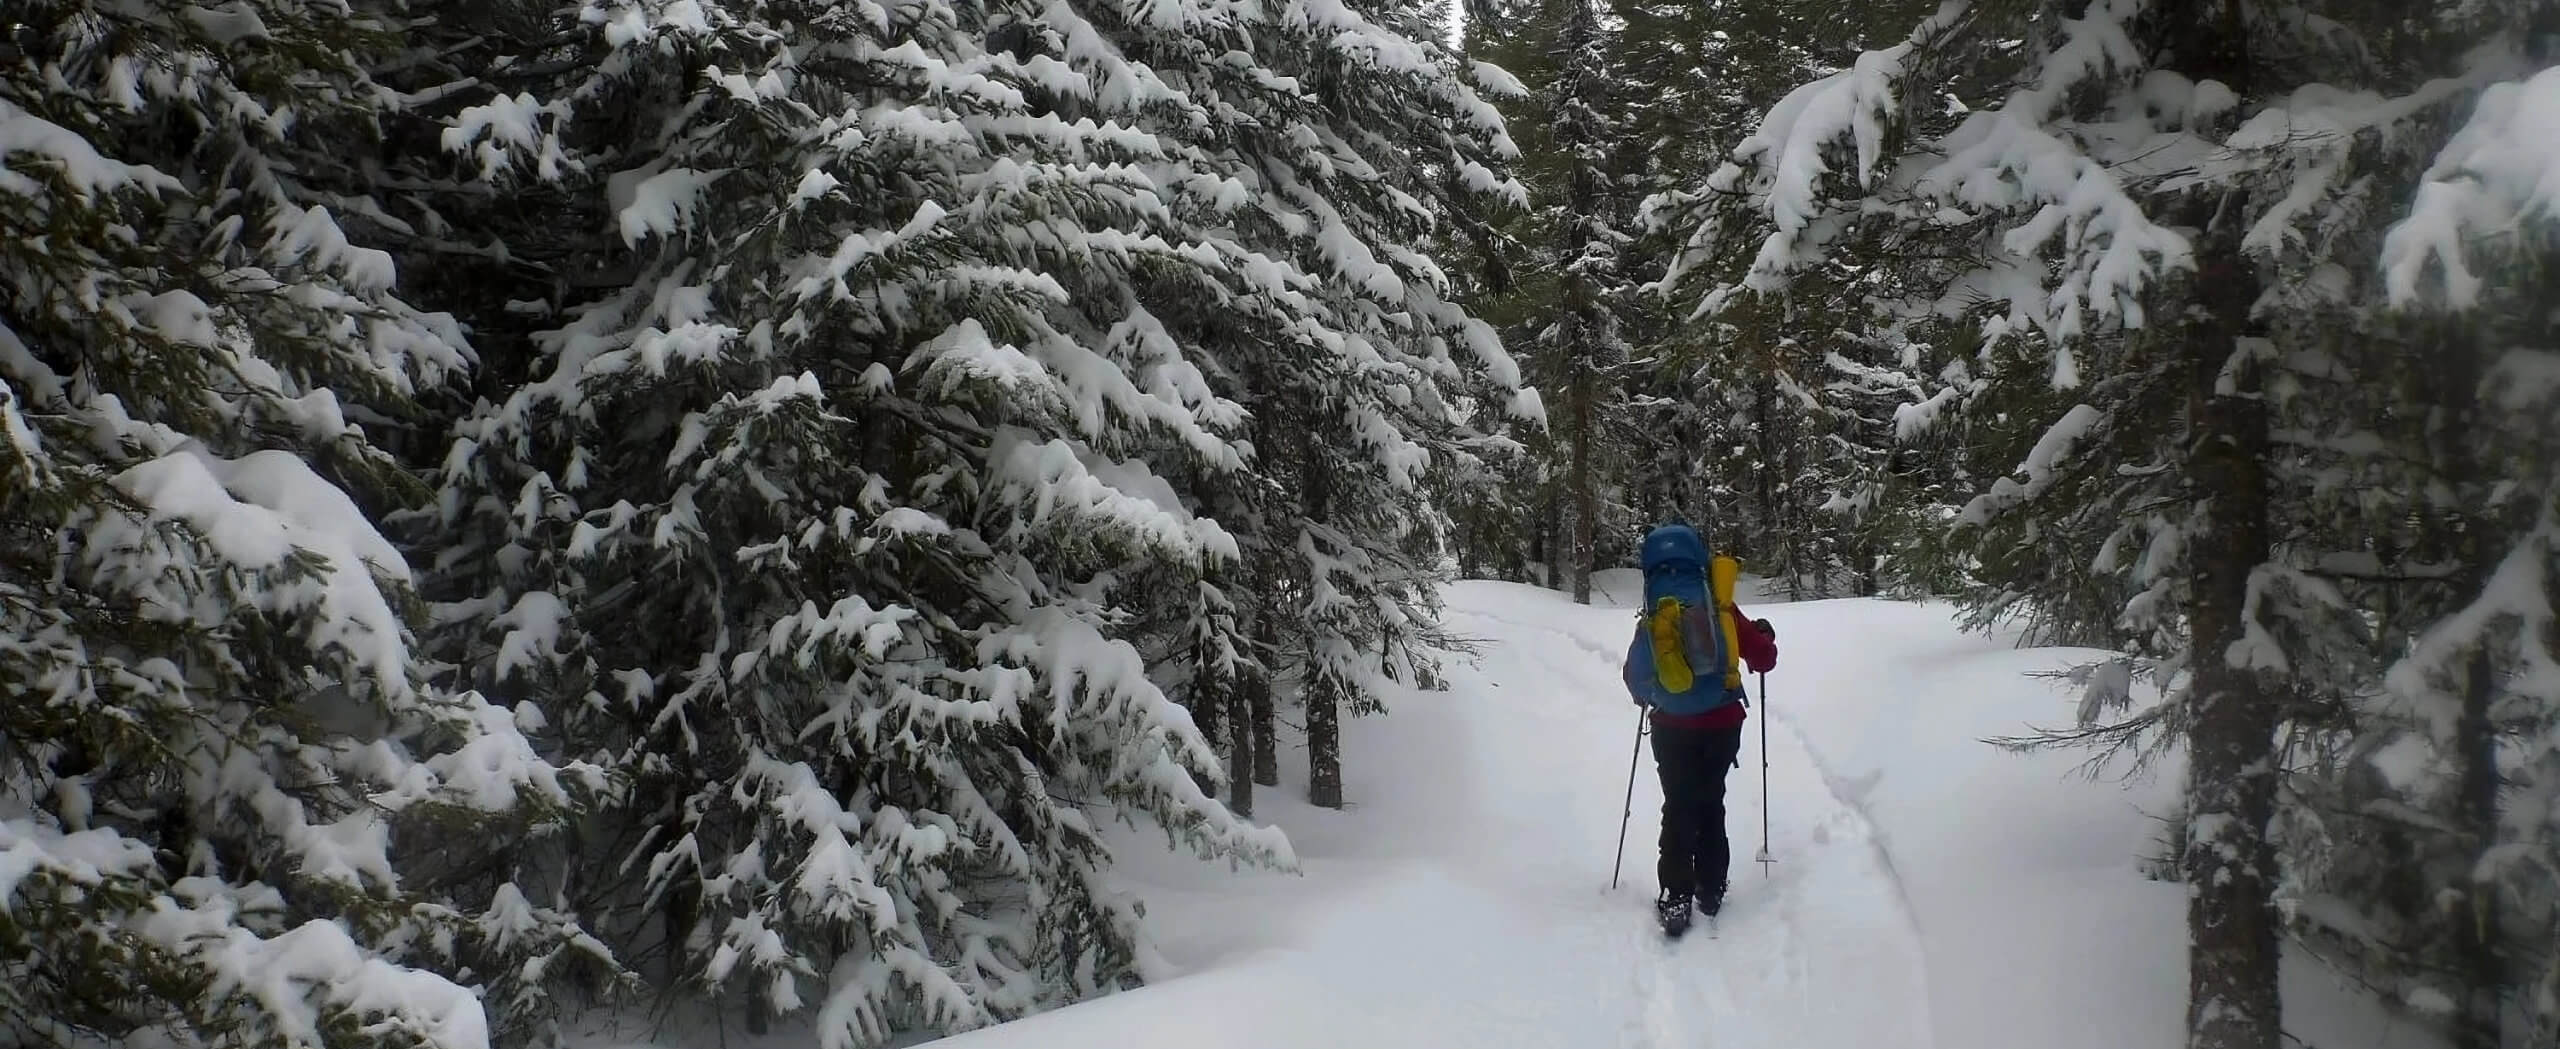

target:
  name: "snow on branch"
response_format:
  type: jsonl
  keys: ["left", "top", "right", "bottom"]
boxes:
{"left": 266, "top": 204, "right": 399, "bottom": 294}
{"left": 135, "top": 897, "right": 495, "bottom": 1049}
{"left": 1955, "top": 403, "right": 2105, "bottom": 526}
{"left": 614, "top": 167, "right": 731, "bottom": 246}
{"left": 1679, "top": 0, "right": 2210, "bottom": 351}
{"left": 2383, "top": 64, "right": 2560, "bottom": 310}
{"left": 737, "top": 751, "right": 903, "bottom": 931}
{"left": 1470, "top": 60, "right": 1529, "bottom": 99}
{"left": 2011, "top": 0, "right": 2150, "bottom": 119}
{"left": 1285, "top": 0, "right": 1434, "bottom": 77}
{"left": 1917, "top": 107, "right": 2194, "bottom": 341}
{"left": 1696, "top": 1, "right": 1972, "bottom": 301}
{"left": 381, "top": 689, "right": 609, "bottom": 813}
{"left": 1901, "top": 0, "right": 2193, "bottom": 343}
{"left": 1683, "top": 3, "right": 1965, "bottom": 243}
{"left": 0, "top": 821, "right": 158, "bottom": 907}
{"left": 996, "top": 605, "right": 1295, "bottom": 867}
{"left": 2382, "top": 509, "right": 2560, "bottom": 742}
{"left": 83, "top": 446, "right": 417, "bottom": 695}
{"left": 2230, "top": 73, "right": 2485, "bottom": 257}
{"left": 440, "top": 92, "right": 572, "bottom": 182}
{"left": 0, "top": 98, "right": 182, "bottom": 200}
{"left": 986, "top": 434, "right": 1240, "bottom": 564}
{"left": 0, "top": 821, "right": 506, "bottom": 1049}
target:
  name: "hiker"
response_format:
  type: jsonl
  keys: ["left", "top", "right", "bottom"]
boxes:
{"left": 1620, "top": 522, "right": 1777, "bottom": 935}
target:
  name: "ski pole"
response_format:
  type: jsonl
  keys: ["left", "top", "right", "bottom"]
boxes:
{"left": 1611, "top": 708, "right": 1648, "bottom": 890}
{"left": 1755, "top": 671, "right": 1773, "bottom": 876}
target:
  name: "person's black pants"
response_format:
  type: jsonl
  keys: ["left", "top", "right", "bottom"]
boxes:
{"left": 1653, "top": 717, "right": 1744, "bottom": 899}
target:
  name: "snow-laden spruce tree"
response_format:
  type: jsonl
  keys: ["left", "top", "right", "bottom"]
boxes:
{"left": 2273, "top": 295, "right": 2560, "bottom": 1049}
{"left": 1663, "top": 1, "right": 2560, "bottom": 1046}
{"left": 1612, "top": 0, "right": 1955, "bottom": 597}
{"left": 1064, "top": 0, "right": 1537, "bottom": 809}
{"left": 0, "top": 2, "right": 614, "bottom": 1047}
{"left": 1448, "top": 0, "right": 1633, "bottom": 602}
{"left": 1534, "top": 0, "right": 1634, "bottom": 603}
{"left": 418, "top": 0, "right": 1527, "bottom": 1035}
{"left": 1445, "top": 0, "right": 1605, "bottom": 594}
{"left": 1740, "top": 283, "right": 1971, "bottom": 599}
{"left": 2289, "top": 35, "right": 2560, "bottom": 1045}
{"left": 423, "top": 5, "right": 1287, "bottom": 1040}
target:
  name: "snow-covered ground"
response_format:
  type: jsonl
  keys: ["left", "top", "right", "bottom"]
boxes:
{"left": 578, "top": 575, "right": 2438, "bottom": 1049}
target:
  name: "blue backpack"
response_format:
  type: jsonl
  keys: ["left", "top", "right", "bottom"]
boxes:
{"left": 1622, "top": 523, "right": 1739, "bottom": 715}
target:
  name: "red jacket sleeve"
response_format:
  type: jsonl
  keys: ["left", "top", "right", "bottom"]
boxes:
{"left": 1732, "top": 605, "right": 1777, "bottom": 673}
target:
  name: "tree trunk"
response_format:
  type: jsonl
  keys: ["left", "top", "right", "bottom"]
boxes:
{"left": 1250, "top": 598, "right": 1280, "bottom": 788}
{"left": 1443, "top": 154, "right": 1514, "bottom": 299}
{"left": 2179, "top": 247, "right": 2280, "bottom": 1049}
{"left": 1786, "top": 390, "right": 1813, "bottom": 597}
{"left": 1559, "top": 0, "right": 1605, "bottom": 606}
{"left": 2449, "top": 645, "right": 2503, "bottom": 1049}
{"left": 1190, "top": 627, "right": 1226, "bottom": 800}
{"left": 1751, "top": 375, "right": 1783, "bottom": 587}
{"left": 1228, "top": 664, "right": 1256, "bottom": 819}
{"left": 1304, "top": 455, "right": 1344, "bottom": 810}
{"left": 1851, "top": 519, "right": 1880, "bottom": 597}
{"left": 2175, "top": 164, "right": 2282, "bottom": 1049}
{"left": 2438, "top": 324, "right": 2506, "bottom": 1049}
{"left": 1566, "top": 358, "right": 1587, "bottom": 606}
{"left": 2151, "top": 8, "right": 2280, "bottom": 1048}
{"left": 1305, "top": 667, "right": 1343, "bottom": 809}
{"left": 1539, "top": 482, "right": 1563, "bottom": 590}
{"left": 1679, "top": 407, "right": 1706, "bottom": 525}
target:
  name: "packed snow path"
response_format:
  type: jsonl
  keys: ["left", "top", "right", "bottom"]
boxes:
{"left": 1447, "top": 590, "right": 1933, "bottom": 1049}
{"left": 919, "top": 578, "right": 1937, "bottom": 1049}
{"left": 580, "top": 578, "right": 2438, "bottom": 1049}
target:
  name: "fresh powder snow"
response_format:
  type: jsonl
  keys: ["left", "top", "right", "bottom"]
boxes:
{"left": 572, "top": 573, "right": 2437, "bottom": 1049}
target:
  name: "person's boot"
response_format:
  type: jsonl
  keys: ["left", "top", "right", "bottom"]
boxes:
{"left": 1656, "top": 887, "right": 1692, "bottom": 937}
{"left": 1696, "top": 881, "right": 1726, "bottom": 919}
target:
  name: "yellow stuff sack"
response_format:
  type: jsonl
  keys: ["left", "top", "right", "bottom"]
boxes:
{"left": 1648, "top": 596, "right": 1696, "bottom": 693}
{"left": 1710, "top": 554, "right": 1743, "bottom": 689}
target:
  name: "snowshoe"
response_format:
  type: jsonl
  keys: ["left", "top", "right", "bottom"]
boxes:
{"left": 1655, "top": 889, "right": 1692, "bottom": 939}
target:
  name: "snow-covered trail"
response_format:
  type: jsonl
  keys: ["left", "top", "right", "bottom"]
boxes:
{"left": 1447, "top": 588, "right": 1934, "bottom": 1049}
{"left": 583, "top": 577, "right": 2437, "bottom": 1049}
{"left": 898, "top": 578, "right": 1936, "bottom": 1049}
